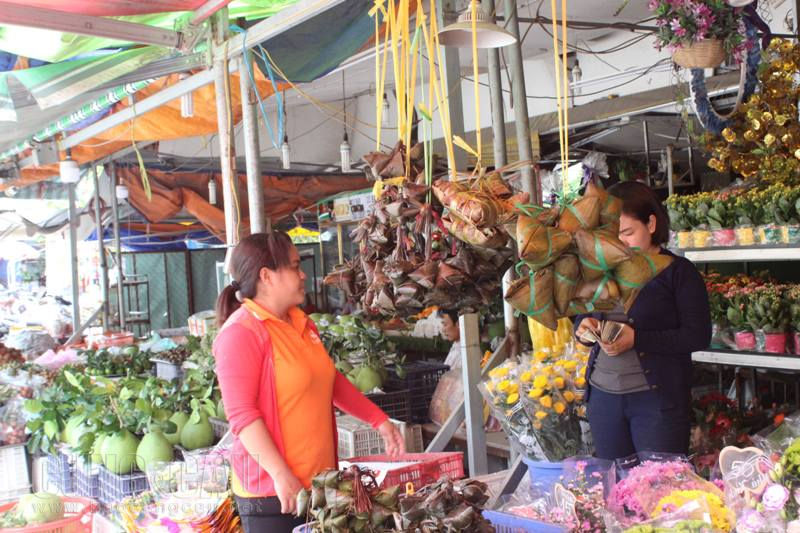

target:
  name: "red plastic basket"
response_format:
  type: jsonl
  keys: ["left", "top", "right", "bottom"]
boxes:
{"left": 0, "top": 496, "right": 96, "bottom": 533}
{"left": 348, "top": 452, "right": 464, "bottom": 491}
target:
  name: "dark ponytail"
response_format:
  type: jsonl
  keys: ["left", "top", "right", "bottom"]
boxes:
{"left": 215, "top": 231, "right": 294, "bottom": 327}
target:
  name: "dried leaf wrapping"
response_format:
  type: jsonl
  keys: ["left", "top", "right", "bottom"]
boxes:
{"left": 553, "top": 254, "right": 580, "bottom": 316}
{"left": 432, "top": 179, "right": 468, "bottom": 207}
{"left": 408, "top": 262, "right": 438, "bottom": 290}
{"left": 614, "top": 252, "right": 674, "bottom": 309}
{"left": 584, "top": 179, "right": 623, "bottom": 227}
{"left": 574, "top": 229, "right": 632, "bottom": 281}
{"left": 504, "top": 266, "right": 557, "bottom": 330}
{"left": 444, "top": 214, "right": 508, "bottom": 249}
{"left": 575, "top": 277, "right": 621, "bottom": 303}
{"left": 557, "top": 196, "right": 601, "bottom": 233}
{"left": 516, "top": 216, "right": 572, "bottom": 267}
{"left": 447, "top": 191, "right": 500, "bottom": 227}
{"left": 435, "top": 262, "right": 468, "bottom": 289}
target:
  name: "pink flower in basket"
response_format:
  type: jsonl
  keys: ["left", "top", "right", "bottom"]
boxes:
{"left": 762, "top": 483, "right": 790, "bottom": 511}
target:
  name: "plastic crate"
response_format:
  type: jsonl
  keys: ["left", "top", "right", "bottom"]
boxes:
{"left": 75, "top": 457, "right": 101, "bottom": 500}
{"left": 0, "top": 495, "right": 96, "bottom": 533}
{"left": 384, "top": 361, "right": 450, "bottom": 422}
{"left": 98, "top": 466, "right": 148, "bottom": 505}
{"left": 209, "top": 417, "right": 229, "bottom": 440}
{"left": 337, "top": 415, "right": 423, "bottom": 459}
{"left": 346, "top": 452, "right": 464, "bottom": 490}
{"left": 150, "top": 359, "right": 184, "bottom": 381}
{"left": 0, "top": 442, "right": 30, "bottom": 492}
{"left": 0, "top": 485, "right": 30, "bottom": 506}
{"left": 46, "top": 450, "right": 75, "bottom": 494}
{"left": 365, "top": 389, "right": 412, "bottom": 422}
{"left": 482, "top": 509, "right": 568, "bottom": 533}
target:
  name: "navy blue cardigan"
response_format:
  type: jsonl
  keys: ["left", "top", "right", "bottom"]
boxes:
{"left": 575, "top": 249, "right": 711, "bottom": 409}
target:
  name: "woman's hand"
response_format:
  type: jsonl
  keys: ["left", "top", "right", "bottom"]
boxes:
{"left": 377, "top": 420, "right": 406, "bottom": 457}
{"left": 575, "top": 317, "right": 600, "bottom": 342}
{"left": 600, "top": 324, "right": 635, "bottom": 356}
{"left": 273, "top": 467, "right": 305, "bottom": 515}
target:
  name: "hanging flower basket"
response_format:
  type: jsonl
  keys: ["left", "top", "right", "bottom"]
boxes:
{"left": 672, "top": 39, "right": 726, "bottom": 69}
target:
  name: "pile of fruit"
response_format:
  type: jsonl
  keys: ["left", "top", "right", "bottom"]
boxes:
{"left": 84, "top": 345, "right": 152, "bottom": 376}
{"left": 309, "top": 314, "right": 401, "bottom": 393}
{"left": 0, "top": 493, "right": 64, "bottom": 528}
{"left": 0, "top": 342, "right": 24, "bottom": 366}
{"left": 153, "top": 345, "right": 193, "bottom": 365}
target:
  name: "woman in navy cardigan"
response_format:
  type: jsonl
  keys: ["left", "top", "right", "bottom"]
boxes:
{"left": 575, "top": 181, "right": 711, "bottom": 460}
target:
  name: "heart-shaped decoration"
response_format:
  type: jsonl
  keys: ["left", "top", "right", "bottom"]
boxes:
{"left": 727, "top": 0, "right": 756, "bottom": 5}
{"left": 553, "top": 483, "right": 578, "bottom": 521}
{"left": 719, "top": 446, "right": 772, "bottom": 495}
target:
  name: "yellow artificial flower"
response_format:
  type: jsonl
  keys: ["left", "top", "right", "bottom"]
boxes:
{"left": 520, "top": 371, "right": 532, "bottom": 382}
{"left": 563, "top": 360, "right": 578, "bottom": 372}
{"left": 541, "top": 365, "right": 554, "bottom": 376}
{"left": 575, "top": 376, "right": 587, "bottom": 388}
{"left": 533, "top": 375, "right": 548, "bottom": 389}
{"left": 563, "top": 390, "right": 576, "bottom": 403}
{"left": 507, "top": 393, "right": 519, "bottom": 404}
{"left": 576, "top": 405, "right": 587, "bottom": 417}
{"left": 489, "top": 367, "right": 509, "bottom": 379}
{"left": 533, "top": 351, "right": 548, "bottom": 363}
{"left": 535, "top": 411, "right": 548, "bottom": 420}
{"left": 528, "top": 388, "right": 544, "bottom": 398}
{"left": 507, "top": 382, "right": 520, "bottom": 394}
{"left": 539, "top": 395, "right": 553, "bottom": 408}
{"left": 553, "top": 377, "right": 566, "bottom": 390}
{"left": 554, "top": 402, "right": 566, "bottom": 415}
{"left": 497, "top": 380, "right": 511, "bottom": 392}
{"left": 485, "top": 381, "right": 495, "bottom": 392}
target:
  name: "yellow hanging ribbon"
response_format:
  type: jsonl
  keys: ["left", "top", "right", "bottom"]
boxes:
{"left": 550, "top": 0, "right": 571, "bottom": 197}
{"left": 470, "top": 0, "right": 482, "bottom": 170}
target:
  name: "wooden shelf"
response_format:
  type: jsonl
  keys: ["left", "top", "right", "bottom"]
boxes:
{"left": 673, "top": 245, "right": 800, "bottom": 263}
{"left": 692, "top": 349, "right": 800, "bottom": 371}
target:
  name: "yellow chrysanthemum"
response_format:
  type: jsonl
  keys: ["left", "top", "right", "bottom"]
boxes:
{"left": 541, "top": 365, "right": 554, "bottom": 376}
{"left": 553, "top": 377, "right": 566, "bottom": 389}
{"left": 554, "top": 402, "right": 566, "bottom": 415}
{"left": 497, "top": 380, "right": 511, "bottom": 392}
{"left": 507, "top": 393, "right": 519, "bottom": 404}
{"left": 520, "top": 371, "right": 532, "bottom": 382}
{"left": 507, "top": 382, "right": 520, "bottom": 394}
{"left": 563, "top": 390, "right": 576, "bottom": 403}
{"left": 575, "top": 376, "right": 586, "bottom": 388}
{"left": 539, "top": 395, "right": 553, "bottom": 408}
{"left": 535, "top": 411, "right": 548, "bottom": 420}
{"left": 534, "top": 351, "right": 548, "bottom": 362}
{"left": 576, "top": 406, "right": 587, "bottom": 417}
{"left": 533, "top": 376, "right": 548, "bottom": 389}
{"left": 489, "top": 367, "right": 510, "bottom": 379}
{"left": 528, "top": 388, "right": 544, "bottom": 398}
{"left": 563, "top": 360, "right": 578, "bottom": 372}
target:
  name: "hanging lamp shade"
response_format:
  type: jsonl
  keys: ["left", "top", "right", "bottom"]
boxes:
{"left": 438, "top": 6, "right": 517, "bottom": 48}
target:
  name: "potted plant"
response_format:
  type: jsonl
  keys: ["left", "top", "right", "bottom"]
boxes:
{"left": 746, "top": 285, "right": 790, "bottom": 353}
{"left": 707, "top": 194, "right": 738, "bottom": 246}
{"left": 666, "top": 194, "right": 693, "bottom": 248}
{"left": 752, "top": 185, "right": 783, "bottom": 245}
{"left": 705, "top": 272, "right": 731, "bottom": 347}
{"left": 733, "top": 188, "right": 757, "bottom": 245}
{"left": 787, "top": 285, "right": 800, "bottom": 355}
{"left": 689, "top": 192, "right": 713, "bottom": 248}
{"left": 726, "top": 286, "right": 756, "bottom": 351}
{"left": 767, "top": 184, "right": 800, "bottom": 244}
{"left": 650, "top": 0, "right": 750, "bottom": 69}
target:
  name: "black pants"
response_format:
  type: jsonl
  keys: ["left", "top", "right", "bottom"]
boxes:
{"left": 587, "top": 387, "right": 690, "bottom": 460}
{"left": 235, "top": 495, "right": 305, "bottom": 532}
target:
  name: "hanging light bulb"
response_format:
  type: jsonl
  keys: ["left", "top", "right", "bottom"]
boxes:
{"left": 59, "top": 150, "right": 80, "bottom": 184}
{"left": 180, "top": 74, "right": 194, "bottom": 118}
{"left": 208, "top": 178, "right": 217, "bottom": 205}
{"left": 570, "top": 61, "right": 582, "bottom": 95}
{"left": 382, "top": 93, "right": 391, "bottom": 127}
{"left": 340, "top": 132, "right": 352, "bottom": 172}
{"left": 281, "top": 134, "right": 291, "bottom": 169}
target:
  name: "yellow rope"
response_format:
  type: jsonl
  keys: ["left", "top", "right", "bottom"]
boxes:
{"left": 561, "top": 0, "right": 570, "bottom": 196}
{"left": 550, "top": 0, "right": 565, "bottom": 195}
{"left": 470, "top": 0, "right": 481, "bottom": 170}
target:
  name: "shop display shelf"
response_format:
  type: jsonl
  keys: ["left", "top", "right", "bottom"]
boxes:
{"left": 692, "top": 349, "right": 800, "bottom": 371}
{"left": 0, "top": 442, "right": 30, "bottom": 493}
{"left": 384, "top": 361, "right": 450, "bottom": 423}
{"left": 365, "top": 389, "right": 412, "bottom": 422}
{"left": 674, "top": 244, "right": 800, "bottom": 263}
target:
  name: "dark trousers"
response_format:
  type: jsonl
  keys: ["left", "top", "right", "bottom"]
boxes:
{"left": 235, "top": 495, "right": 305, "bottom": 533}
{"left": 587, "top": 387, "right": 690, "bottom": 461}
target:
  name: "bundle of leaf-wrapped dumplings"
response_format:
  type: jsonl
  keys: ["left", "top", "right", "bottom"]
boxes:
{"left": 505, "top": 181, "right": 674, "bottom": 330}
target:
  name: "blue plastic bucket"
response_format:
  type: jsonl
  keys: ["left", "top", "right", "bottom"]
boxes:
{"left": 522, "top": 457, "right": 564, "bottom": 493}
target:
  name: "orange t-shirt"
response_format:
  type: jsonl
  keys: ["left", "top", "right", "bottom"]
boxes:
{"left": 233, "top": 300, "right": 336, "bottom": 494}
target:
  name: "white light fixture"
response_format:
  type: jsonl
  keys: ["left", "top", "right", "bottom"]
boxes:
{"left": 179, "top": 73, "right": 194, "bottom": 118}
{"left": 5, "top": 186, "right": 17, "bottom": 197}
{"left": 382, "top": 93, "right": 391, "bottom": 127}
{"left": 570, "top": 61, "right": 582, "bottom": 95}
{"left": 340, "top": 133, "right": 352, "bottom": 172}
{"left": 438, "top": 1, "right": 518, "bottom": 49}
{"left": 115, "top": 184, "right": 129, "bottom": 200}
{"left": 281, "top": 134, "right": 291, "bottom": 169}
{"left": 208, "top": 178, "right": 217, "bottom": 205}
{"left": 59, "top": 157, "right": 81, "bottom": 184}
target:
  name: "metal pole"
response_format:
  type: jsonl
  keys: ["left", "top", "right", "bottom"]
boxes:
{"left": 436, "top": 0, "right": 467, "bottom": 172}
{"left": 91, "top": 164, "right": 109, "bottom": 329}
{"left": 666, "top": 144, "right": 674, "bottom": 196}
{"left": 503, "top": 0, "right": 536, "bottom": 201}
{"left": 239, "top": 51, "right": 265, "bottom": 234}
{"left": 336, "top": 224, "right": 344, "bottom": 264}
{"left": 687, "top": 135, "right": 695, "bottom": 185}
{"left": 459, "top": 312, "right": 488, "bottom": 476}
{"left": 110, "top": 164, "right": 125, "bottom": 330}
{"left": 212, "top": 9, "right": 240, "bottom": 252}
{"left": 485, "top": 0, "right": 507, "bottom": 170}
{"left": 67, "top": 183, "right": 81, "bottom": 333}
{"left": 643, "top": 120, "right": 651, "bottom": 185}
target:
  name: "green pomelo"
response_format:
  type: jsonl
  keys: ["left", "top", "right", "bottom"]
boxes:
{"left": 165, "top": 412, "right": 189, "bottom": 446}
{"left": 18, "top": 492, "right": 64, "bottom": 525}
{"left": 136, "top": 431, "right": 174, "bottom": 472}
{"left": 102, "top": 429, "right": 140, "bottom": 475}
{"left": 355, "top": 367, "right": 383, "bottom": 393}
{"left": 180, "top": 413, "right": 214, "bottom": 451}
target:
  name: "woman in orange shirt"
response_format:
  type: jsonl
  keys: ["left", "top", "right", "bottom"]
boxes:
{"left": 213, "top": 232, "right": 404, "bottom": 531}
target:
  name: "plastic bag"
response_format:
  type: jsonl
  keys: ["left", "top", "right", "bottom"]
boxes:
{"left": 528, "top": 317, "right": 573, "bottom": 352}
{"left": 751, "top": 411, "right": 800, "bottom": 456}
{"left": 139, "top": 333, "right": 178, "bottom": 354}
{"left": 4, "top": 326, "right": 55, "bottom": 358}
{"left": 33, "top": 348, "right": 83, "bottom": 370}
{"left": 0, "top": 398, "right": 28, "bottom": 445}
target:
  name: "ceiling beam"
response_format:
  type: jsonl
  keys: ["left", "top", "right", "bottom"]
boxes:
{"left": 0, "top": 1, "right": 181, "bottom": 48}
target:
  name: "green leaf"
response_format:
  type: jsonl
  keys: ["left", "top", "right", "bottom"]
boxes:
{"left": 135, "top": 398, "right": 152, "bottom": 416}
{"left": 188, "top": 411, "right": 201, "bottom": 425}
{"left": 25, "top": 399, "right": 44, "bottom": 414}
{"left": 44, "top": 420, "right": 58, "bottom": 440}
{"left": 64, "top": 370, "right": 84, "bottom": 392}
{"left": 119, "top": 387, "right": 133, "bottom": 401}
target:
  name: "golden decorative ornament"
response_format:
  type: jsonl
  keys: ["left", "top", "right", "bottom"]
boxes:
{"left": 751, "top": 119, "right": 761, "bottom": 131}
{"left": 744, "top": 130, "right": 758, "bottom": 141}
{"left": 762, "top": 112, "right": 773, "bottom": 123}
{"left": 775, "top": 114, "right": 790, "bottom": 126}
{"left": 722, "top": 128, "right": 736, "bottom": 142}
{"left": 764, "top": 133, "right": 776, "bottom": 146}
{"left": 794, "top": 149, "right": 800, "bottom": 160}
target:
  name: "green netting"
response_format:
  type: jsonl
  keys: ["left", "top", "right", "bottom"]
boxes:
{"left": 166, "top": 252, "right": 190, "bottom": 328}
{"left": 190, "top": 249, "right": 226, "bottom": 314}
